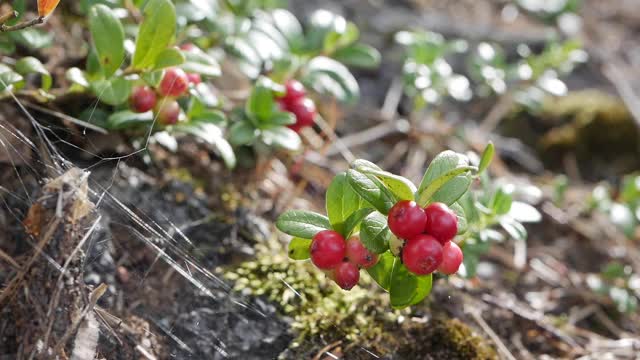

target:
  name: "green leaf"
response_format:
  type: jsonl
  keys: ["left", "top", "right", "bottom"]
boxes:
{"left": 181, "top": 50, "right": 221, "bottom": 77}
{"left": 190, "top": 110, "right": 226, "bottom": 125}
{"left": 288, "top": 237, "right": 312, "bottom": 260}
{"left": 106, "top": 110, "right": 153, "bottom": 129}
{"left": 246, "top": 77, "right": 276, "bottom": 122}
{"left": 360, "top": 212, "right": 391, "bottom": 254}
{"left": 65, "top": 67, "right": 89, "bottom": 88}
{"left": 478, "top": 142, "right": 494, "bottom": 173}
{"left": 89, "top": 4, "right": 125, "bottom": 77}
{"left": 417, "top": 150, "right": 475, "bottom": 206}
{"left": 490, "top": 187, "right": 513, "bottom": 215}
{"left": 132, "top": 0, "right": 177, "bottom": 69}
{"left": 332, "top": 43, "right": 381, "bottom": 69}
{"left": 359, "top": 168, "right": 417, "bottom": 201}
{"left": 346, "top": 169, "right": 395, "bottom": 215}
{"left": 499, "top": 218, "right": 527, "bottom": 241}
{"left": 342, "top": 208, "right": 375, "bottom": 239}
{"left": 228, "top": 121, "right": 258, "bottom": 146}
{"left": 326, "top": 172, "right": 366, "bottom": 235}
{"left": 366, "top": 251, "right": 395, "bottom": 291}
{"left": 173, "top": 123, "right": 236, "bottom": 168}
{"left": 154, "top": 47, "right": 185, "bottom": 70}
{"left": 141, "top": 70, "right": 164, "bottom": 87}
{"left": 270, "top": 9, "right": 303, "bottom": 49}
{"left": 260, "top": 127, "right": 301, "bottom": 151}
{"left": 265, "top": 111, "right": 296, "bottom": 127}
{"left": 390, "top": 261, "right": 433, "bottom": 309}
{"left": 14, "top": 57, "right": 52, "bottom": 91}
{"left": 508, "top": 202, "right": 542, "bottom": 223}
{"left": 304, "top": 56, "right": 359, "bottom": 104}
{"left": 91, "top": 77, "right": 131, "bottom": 106}
{"left": 350, "top": 159, "right": 382, "bottom": 172}
{"left": 276, "top": 210, "right": 331, "bottom": 239}
{"left": 0, "top": 65, "right": 24, "bottom": 92}
{"left": 450, "top": 203, "right": 468, "bottom": 235}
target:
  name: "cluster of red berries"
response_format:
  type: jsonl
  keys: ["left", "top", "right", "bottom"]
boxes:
{"left": 129, "top": 45, "right": 203, "bottom": 125}
{"left": 277, "top": 80, "right": 317, "bottom": 133}
{"left": 388, "top": 201, "right": 463, "bottom": 276}
{"left": 310, "top": 230, "right": 378, "bottom": 290}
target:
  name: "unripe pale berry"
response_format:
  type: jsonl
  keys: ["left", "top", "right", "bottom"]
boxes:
{"left": 333, "top": 261, "right": 360, "bottom": 290}
{"left": 158, "top": 67, "right": 189, "bottom": 97}
{"left": 389, "top": 234, "right": 404, "bottom": 257}
{"left": 388, "top": 200, "right": 427, "bottom": 240}
{"left": 402, "top": 234, "right": 443, "bottom": 275}
{"left": 438, "top": 241, "right": 463, "bottom": 275}
{"left": 424, "top": 202, "right": 458, "bottom": 244}
{"left": 130, "top": 86, "right": 157, "bottom": 113}
{"left": 187, "top": 73, "right": 202, "bottom": 85}
{"left": 345, "top": 237, "right": 378, "bottom": 269}
{"left": 287, "top": 97, "right": 316, "bottom": 130}
{"left": 155, "top": 98, "right": 180, "bottom": 125}
{"left": 280, "top": 79, "right": 306, "bottom": 104}
{"left": 179, "top": 43, "right": 196, "bottom": 52}
{"left": 310, "top": 230, "right": 346, "bottom": 270}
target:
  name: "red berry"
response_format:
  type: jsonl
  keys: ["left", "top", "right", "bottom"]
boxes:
{"left": 345, "top": 237, "right": 378, "bottom": 269}
{"left": 155, "top": 98, "right": 180, "bottom": 125}
{"left": 388, "top": 200, "right": 427, "bottom": 240}
{"left": 187, "top": 73, "right": 202, "bottom": 85}
{"left": 281, "top": 79, "right": 306, "bottom": 104}
{"left": 333, "top": 261, "right": 360, "bottom": 290}
{"left": 287, "top": 97, "right": 316, "bottom": 129}
{"left": 402, "top": 234, "right": 443, "bottom": 275}
{"left": 424, "top": 202, "right": 458, "bottom": 244}
{"left": 310, "top": 230, "right": 346, "bottom": 270}
{"left": 438, "top": 241, "right": 463, "bottom": 275}
{"left": 158, "top": 67, "right": 189, "bottom": 97}
{"left": 130, "top": 86, "right": 157, "bottom": 113}
{"left": 179, "top": 43, "right": 196, "bottom": 52}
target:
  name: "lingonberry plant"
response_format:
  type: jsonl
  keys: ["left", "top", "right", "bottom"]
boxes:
{"left": 2, "top": 1, "right": 380, "bottom": 169}
{"left": 277, "top": 146, "right": 494, "bottom": 308}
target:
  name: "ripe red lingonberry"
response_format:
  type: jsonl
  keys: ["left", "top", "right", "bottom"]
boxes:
{"left": 310, "top": 230, "right": 346, "bottom": 270}
{"left": 402, "top": 234, "right": 443, "bottom": 275}
{"left": 388, "top": 200, "right": 427, "bottom": 240}
{"left": 438, "top": 241, "right": 463, "bottom": 275}
{"left": 155, "top": 98, "right": 180, "bottom": 125}
{"left": 280, "top": 79, "right": 306, "bottom": 104}
{"left": 158, "top": 67, "right": 189, "bottom": 97}
{"left": 424, "top": 202, "right": 458, "bottom": 244}
{"left": 287, "top": 97, "right": 316, "bottom": 129}
{"left": 130, "top": 86, "right": 157, "bottom": 113}
{"left": 345, "top": 237, "right": 378, "bottom": 269}
{"left": 187, "top": 73, "right": 201, "bottom": 85}
{"left": 333, "top": 261, "right": 360, "bottom": 290}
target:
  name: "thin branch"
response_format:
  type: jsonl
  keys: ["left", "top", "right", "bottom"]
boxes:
{"left": 0, "top": 11, "right": 18, "bottom": 25}
{"left": 0, "top": 16, "right": 44, "bottom": 33}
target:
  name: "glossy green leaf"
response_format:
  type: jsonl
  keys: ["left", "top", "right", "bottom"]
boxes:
{"left": 417, "top": 150, "right": 475, "bottom": 206}
{"left": 490, "top": 187, "right": 513, "bottom": 215}
{"left": 288, "top": 237, "right": 311, "bottom": 260}
{"left": 390, "top": 261, "right": 433, "bottom": 308}
{"left": 478, "top": 141, "right": 494, "bottom": 173}
{"left": 332, "top": 43, "right": 381, "bottom": 69}
{"left": 173, "top": 123, "right": 236, "bottom": 168}
{"left": 65, "top": 67, "right": 89, "bottom": 88}
{"left": 366, "top": 251, "right": 395, "bottom": 291}
{"left": 265, "top": 111, "right": 296, "bottom": 127}
{"left": 450, "top": 202, "right": 468, "bottom": 235}
{"left": 499, "top": 218, "right": 527, "bottom": 241}
{"left": 346, "top": 169, "right": 395, "bottom": 215}
{"left": 360, "top": 212, "right": 391, "bottom": 254}
{"left": 154, "top": 47, "right": 185, "bottom": 70}
{"left": 304, "top": 56, "right": 359, "bottom": 104}
{"left": 91, "top": 77, "right": 131, "bottom": 106}
{"left": 0, "top": 65, "right": 23, "bottom": 92}
{"left": 246, "top": 77, "right": 276, "bottom": 122}
{"left": 89, "top": 4, "right": 125, "bottom": 77}
{"left": 276, "top": 210, "right": 332, "bottom": 239}
{"left": 181, "top": 50, "right": 221, "bottom": 77}
{"left": 342, "top": 208, "right": 375, "bottom": 239}
{"left": 359, "top": 168, "right": 417, "bottom": 201}
{"left": 106, "top": 110, "right": 153, "bottom": 129}
{"left": 133, "top": 0, "right": 177, "bottom": 69}
{"left": 508, "top": 201, "right": 542, "bottom": 223}
{"left": 260, "top": 127, "right": 301, "bottom": 151}
{"left": 228, "top": 121, "right": 258, "bottom": 146}
{"left": 14, "top": 57, "right": 51, "bottom": 90}
{"left": 326, "top": 172, "right": 367, "bottom": 235}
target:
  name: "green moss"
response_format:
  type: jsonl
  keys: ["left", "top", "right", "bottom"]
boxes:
{"left": 395, "top": 317, "right": 498, "bottom": 360}
{"left": 224, "top": 241, "right": 405, "bottom": 347}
